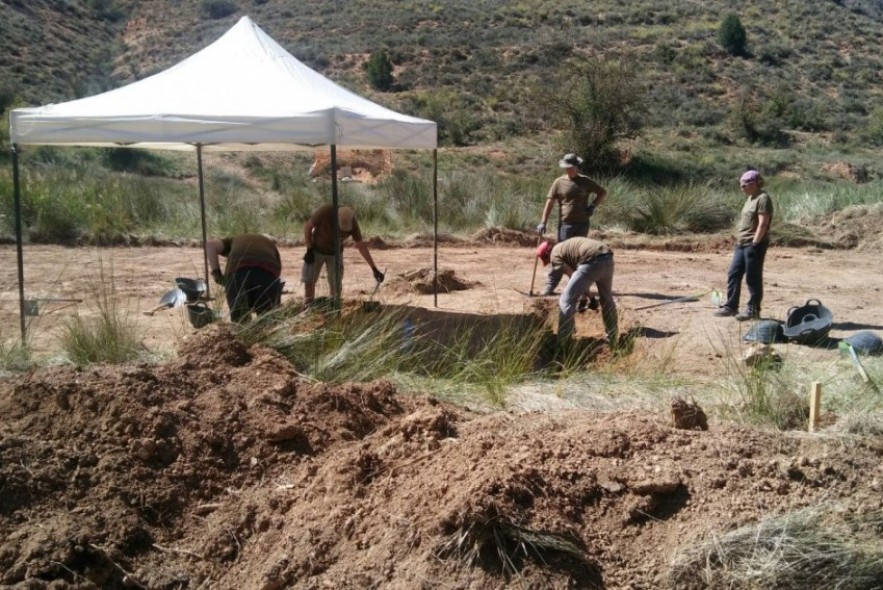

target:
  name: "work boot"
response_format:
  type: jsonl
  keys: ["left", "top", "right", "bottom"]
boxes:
{"left": 540, "top": 287, "right": 556, "bottom": 297}
{"left": 735, "top": 309, "right": 760, "bottom": 322}
{"left": 713, "top": 307, "right": 736, "bottom": 317}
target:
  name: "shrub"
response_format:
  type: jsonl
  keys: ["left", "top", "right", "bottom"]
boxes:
{"left": 528, "top": 53, "right": 647, "bottom": 173}
{"left": 365, "top": 48, "right": 395, "bottom": 91}
{"left": 201, "top": 0, "right": 237, "bottom": 20}
{"left": 718, "top": 13, "right": 747, "bottom": 57}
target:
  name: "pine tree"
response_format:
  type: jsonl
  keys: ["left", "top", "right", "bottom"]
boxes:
{"left": 718, "top": 13, "right": 747, "bottom": 57}
{"left": 365, "top": 49, "right": 395, "bottom": 91}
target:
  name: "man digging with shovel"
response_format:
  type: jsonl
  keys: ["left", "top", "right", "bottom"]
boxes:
{"left": 302, "top": 205, "right": 384, "bottom": 305}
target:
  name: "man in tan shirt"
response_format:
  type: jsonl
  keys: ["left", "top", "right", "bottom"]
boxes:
{"left": 537, "top": 237, "right": 618, "bottom": 347}
{"left": 301, "top": 205, "right": 384, "bottom": 304}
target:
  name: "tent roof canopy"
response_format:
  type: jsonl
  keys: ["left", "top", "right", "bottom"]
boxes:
{"left": 9, "top": 16, "right": 436, "bottom": 152}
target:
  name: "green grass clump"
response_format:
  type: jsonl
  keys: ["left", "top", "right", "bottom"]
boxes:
{"left": 0, "top": 337, "right": 32, "bottom": 373}
{"left": 57, "top": 260, "right": 146, "bottom": 366}
{"left": 234, "top": 302, "right": 594, "bottom": 408}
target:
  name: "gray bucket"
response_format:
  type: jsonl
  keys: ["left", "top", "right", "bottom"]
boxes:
{"left": 843, "top": 331, "right": 883, "bottom": 355}
{"left": 743, "top": 320, "right": 787, "bottom": 344}
{"left": 175, "top": 277, "right": 207, "bottom": 303}
{"left": 783, "top": 299, "right": 833, "bottom": 345}
{"left": 186, "top": 303, "right": 214, "bottom": 328}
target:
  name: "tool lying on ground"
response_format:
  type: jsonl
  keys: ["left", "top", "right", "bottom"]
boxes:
{"left": 633, "top": 289, "right": 712, "bottom": 311}
{"left": 839, "top": 340, "right": 870, "bottom": 383}
{"left": 23, "top": 297, "right": 83, "bottom": 316}
{"left": 143, "top": 288, "right": 186, "bottom": 316}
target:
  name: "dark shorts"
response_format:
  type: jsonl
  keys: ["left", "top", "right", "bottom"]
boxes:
{"left": 225, "top": 267, "right": 282, "bottom": 323}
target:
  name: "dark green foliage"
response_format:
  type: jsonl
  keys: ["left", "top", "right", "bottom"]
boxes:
{"left": 86, "top": 0, "right": 129, "bottom": 22}
{"left": 102, "top": 148, "right": 175, "bottom": 177}
{"left": 728, "top": 90, "right": 790, "bottom": 147}
{"left": 404, "top": 89, "right": 482, "bottom": 146}
{"left": 718, "top": 13, "right": 747, "bottom": 56}
{"left": 365, "top": 48, "right": 395, "bottom": 91}
{"left": 0, "top": 84, "right": 17, "bottom": 115}
{"left": 531, "top": 54, "right": 647, "bottom": 172}
{"left": 201, "top": 0, "right": 237, "bottom": 20}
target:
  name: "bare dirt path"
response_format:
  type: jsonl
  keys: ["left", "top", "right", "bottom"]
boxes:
{"left": 2, "top": 243, "right": 881, "bottom": 376}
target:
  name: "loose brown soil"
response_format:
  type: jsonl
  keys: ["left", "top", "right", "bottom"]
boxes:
{"left": 2, "top": 226, "right": 883, "bottom": 589}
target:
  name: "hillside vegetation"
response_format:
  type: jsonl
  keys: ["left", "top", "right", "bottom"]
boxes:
{"left": 4, "top": 0, "right": 883, "bottom": 147}
{"left": 3, "top": 0, "right": 883, "bottom": 245}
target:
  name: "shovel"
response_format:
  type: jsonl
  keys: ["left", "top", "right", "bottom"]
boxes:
{"left": 633, "top": 290, "right": 712, "bottom": 311}
{"left": 23, "top": 297, "right": 83, "bottom": 316}
{"left": 839, "top": 340, "right": 870, "bottom": 383}
{"left": 143, "top": 288, "right": 186, "bottom": 316}
{"left": 362, "top": 272, "right": 384, "bottom": 312}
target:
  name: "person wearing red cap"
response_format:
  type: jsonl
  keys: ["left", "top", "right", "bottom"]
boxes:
{"left": 536, "top": 153, "right": 608, "bottom": 297}
{"left": 537, "top": 237, "right": 618, "bottom": 347}
{"left": 714, "top": 169, "right": 774, "bottom": 321}
{"left": 302, "top": 204, "right": 384, "bottom": 304}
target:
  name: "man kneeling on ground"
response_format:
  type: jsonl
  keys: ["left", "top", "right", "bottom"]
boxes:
{"left": 537, "top": 237, "right": 618, "bottom": 348}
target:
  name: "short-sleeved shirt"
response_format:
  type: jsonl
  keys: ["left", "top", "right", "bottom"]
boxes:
{"left": 309, "top": 205, "right": 363, "bottom": 255}
{"left": 735, "top": 191, "right": 773, "bottom": 245}
{"left": 221, "top": 234, "right": 281, "bottom": 277}
{"left": 550, "top": 237, "right": 612, "bottom": 271}
{"left": 546, "top": 174, "right": 605, "bottom": 224}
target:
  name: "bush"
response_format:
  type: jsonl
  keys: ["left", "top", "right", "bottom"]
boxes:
{"left": 718, "top": 13, "right": 747, "bottom": 57}
{"left": 528, "top": 53, "right": 647, "bottom": 173}
{"left": 201, "top": 0, "right": 237, "bottom": 20}
{"left": 365, "top": 48, "right": 395, "bottom": 91}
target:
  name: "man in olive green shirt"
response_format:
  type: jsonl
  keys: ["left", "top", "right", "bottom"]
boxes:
{"left": 537, "top": 237, "right": 618, "bottom": 347}
{"left": 536, "top": 153, "right": 608, "bottom": 297}
{"left": 714, "top": 169, "right": 773, "bottom": 321}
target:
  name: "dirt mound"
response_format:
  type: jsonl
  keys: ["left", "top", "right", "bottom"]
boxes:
{"left": 820, "top": 161, "right": 871, "bottom": 183}
{"left": 388, "top": 267, "right": 480, "bottom": 294}
{"left": 471, "top": 227, "right": 539, "bottom": 246}
{"left": 3, "top": 323, "right": 883, "bottom": 589}
{"left": 813, "top": 203, "right": 883, "bottom": 250}
{"left": 308, "top": 149, "right": 392, "bottom": 184}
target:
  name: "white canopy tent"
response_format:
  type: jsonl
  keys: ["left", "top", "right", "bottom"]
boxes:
{"left": 8, "top": 16, "right": 438, "bottom": 340}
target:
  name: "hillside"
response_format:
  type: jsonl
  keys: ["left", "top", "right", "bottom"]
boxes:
{"left": 3, "top": 0, "right": 883, "bottom": 148}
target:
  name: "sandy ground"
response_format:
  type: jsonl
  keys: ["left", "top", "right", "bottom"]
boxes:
{"left": 2, "top": 243, "right": 882, "bottom": 375}
{"left": 3, "top": 242, "right": 883, "bottom": 590}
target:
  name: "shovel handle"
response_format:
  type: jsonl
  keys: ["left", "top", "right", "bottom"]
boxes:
{"left": 142, "top": 303, "right": 172, "bottom": 316}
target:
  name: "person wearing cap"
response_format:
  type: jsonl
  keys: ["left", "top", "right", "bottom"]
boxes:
{"left": 537, "top": 237, "right": 618, "bottom": 347}
{"left": 714, "top": 169, "right": 774, "bottom": 321}
{"left": 536, "top": 153, "right": 608, "bottom": 297}
{"left": 302, "top": 204, "right": 384, "bottom": 304}
{"left": 206, "top": 234, "right": 283, "bottom": 323}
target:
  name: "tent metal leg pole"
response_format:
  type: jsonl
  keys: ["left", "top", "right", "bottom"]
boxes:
{"left": 12, "top": 144, "right": 27, "bottom": 344}
{"left": 330, "top": 145, "right": 341, "bottom": 310}
{"left": 196, "top": 145, "right": 211, "bottom": 299}
{"left": 433, "top": 149, "right": 438, "bottom": 308}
